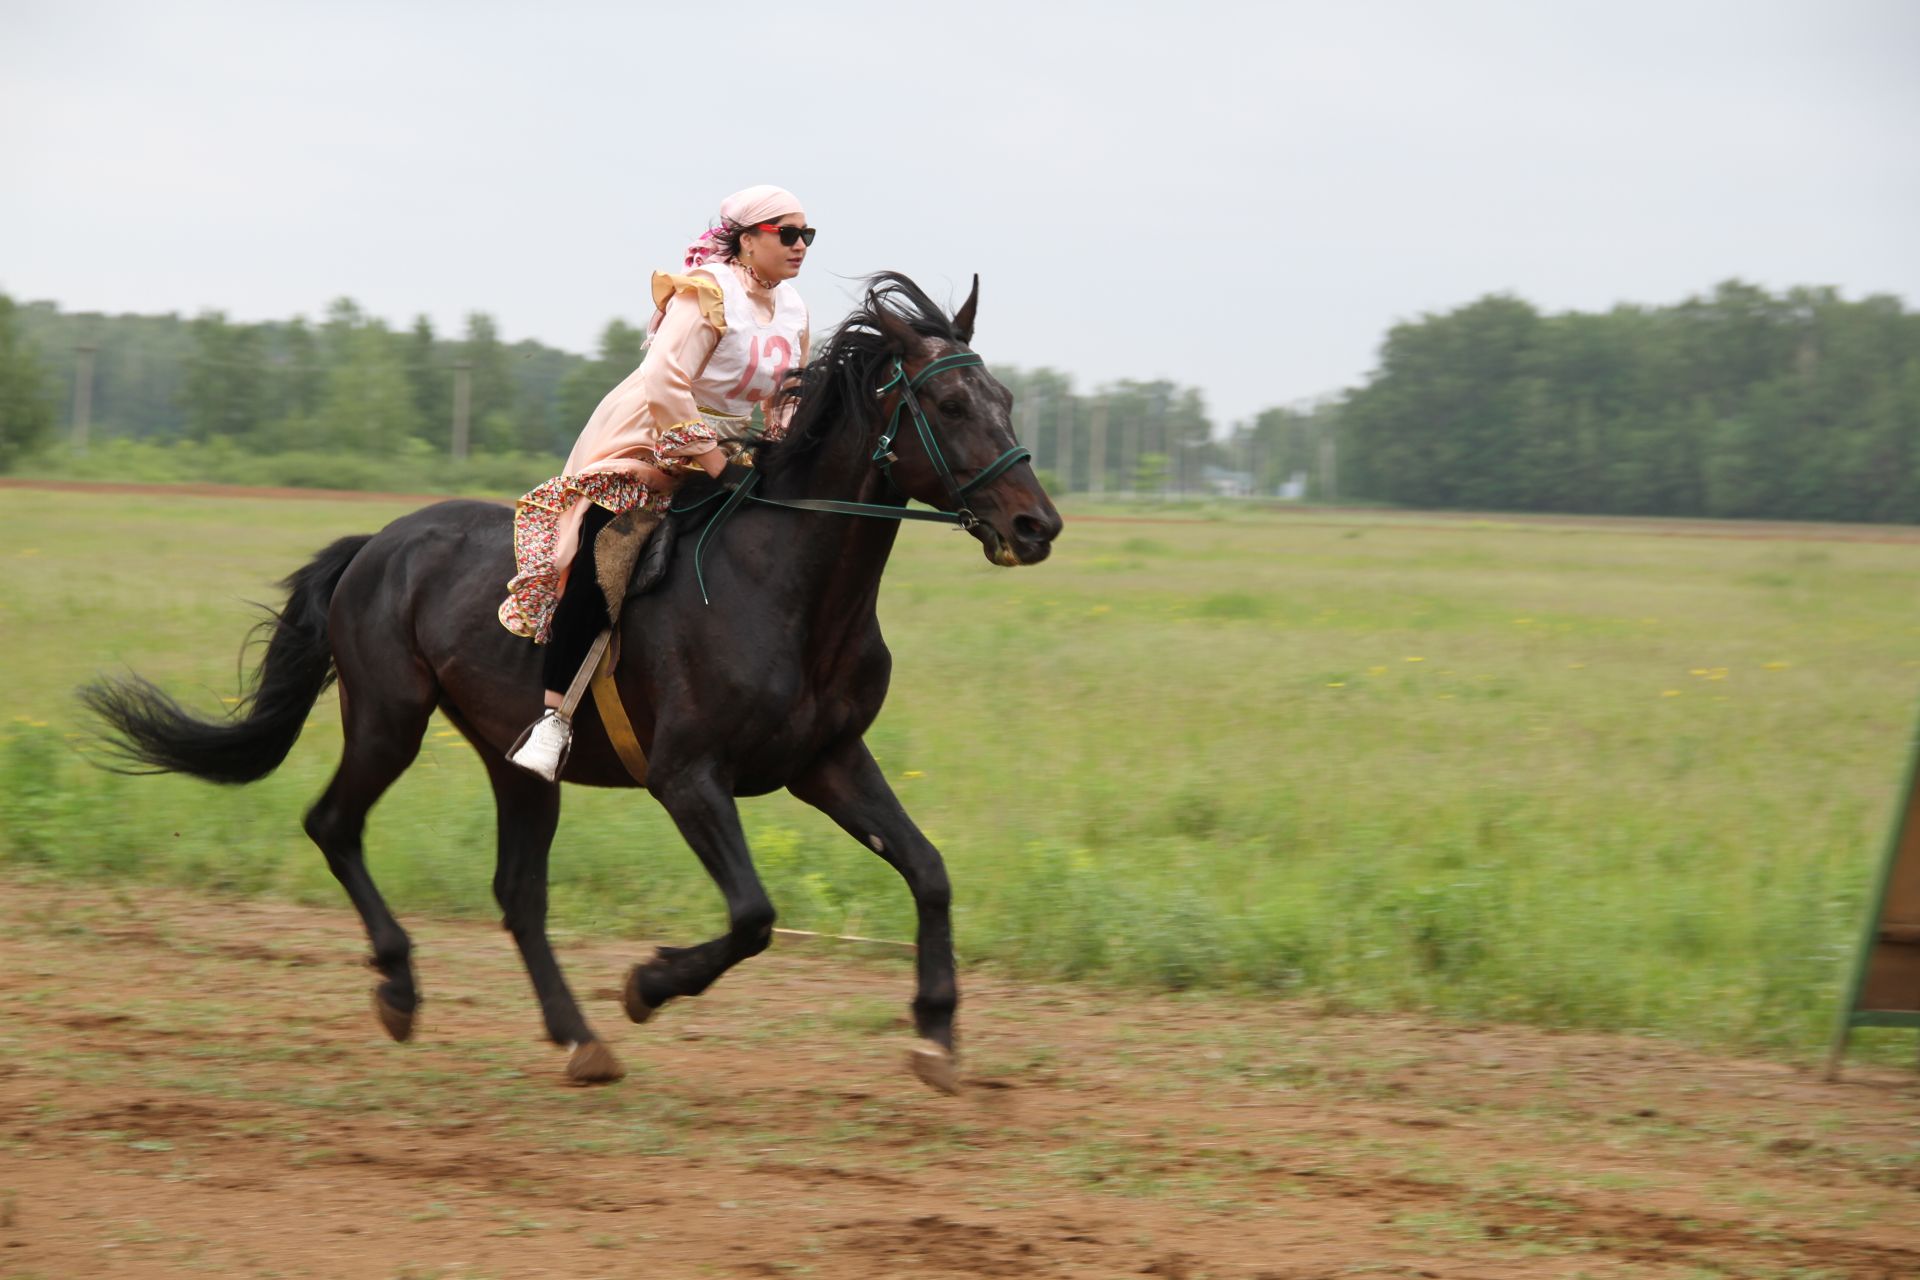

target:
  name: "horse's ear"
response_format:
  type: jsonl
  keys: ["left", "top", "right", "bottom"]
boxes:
{"left": 953, "top": 274, "right": 979, "bottom": 345}
{"left": 874, "top": 303, "right": 922, "bottom": 356}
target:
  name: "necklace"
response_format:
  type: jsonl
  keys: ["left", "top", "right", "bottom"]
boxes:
{"left": 739, "top": 259, "right": 778, "bottom": 291}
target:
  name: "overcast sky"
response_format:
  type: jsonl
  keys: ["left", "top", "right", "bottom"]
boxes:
{"left": 4, "top": 0, "right": 1916, "bottom": 429}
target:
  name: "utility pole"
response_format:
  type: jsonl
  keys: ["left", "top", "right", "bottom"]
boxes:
{"left": 1123, "top": 410, "right": 1140, "bottom": 500}
{"left": 71, "top": 344, "right": 97, "bottom": 452}
{"left": 451, "top": 360, "right": 472, "bottom": 462}
{"left": 1150, "top": 391, "right": 1168, "bottom": 500}
{"left": 1056, "top": 395, "right": 1073, "bottom": 495}
{"left": 1088, "top": 395, "right": 1107, "bottom": 495}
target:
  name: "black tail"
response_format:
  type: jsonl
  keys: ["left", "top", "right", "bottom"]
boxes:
{"left": 81, "top": 534, "right": 373, "bottom": 785}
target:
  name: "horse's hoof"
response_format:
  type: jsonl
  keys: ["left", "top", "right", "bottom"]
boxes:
{"left": 372, "top": 988, "right": 415, "bottom": 1042}
{"left": 622, "top": 965, "right": 660, "bottom": 1024}
{"left": 908, "top": 1040, "right": 960, "bottom": 1095}
{"left": 566, "top": 1039, "right": 626, "bottom": 1085}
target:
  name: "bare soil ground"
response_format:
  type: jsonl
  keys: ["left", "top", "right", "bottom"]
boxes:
{"left": 0, "top": 878, "right": 1916, "bottom": 1279}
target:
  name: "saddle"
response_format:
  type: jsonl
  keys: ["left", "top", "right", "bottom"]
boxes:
{"left": 556, "top": 507, "right": 680, "bottom": 784}
{"left": 593, "top": 503, "right": 678, "bottom": 618}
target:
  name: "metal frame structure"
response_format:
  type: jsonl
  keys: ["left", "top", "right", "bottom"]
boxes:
{"left": 1826, "top": 723, "right": 1920, "bottom": 1079}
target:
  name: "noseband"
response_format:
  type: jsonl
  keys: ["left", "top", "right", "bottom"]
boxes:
{"left": 675, "top": 351, "right": 1034, "bottom": 603}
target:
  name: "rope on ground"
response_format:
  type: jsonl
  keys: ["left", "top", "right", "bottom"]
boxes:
{"left": 772, "top": 927, "right": 915, "bottom": 954}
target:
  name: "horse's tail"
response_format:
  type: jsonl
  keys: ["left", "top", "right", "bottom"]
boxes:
{"left": 81, "top": 533, "right": 373, "bottom": 785}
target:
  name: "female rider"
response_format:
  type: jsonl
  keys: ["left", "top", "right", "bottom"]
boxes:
{"left": 498, "top": 184, "right": 814, "bottom": 779}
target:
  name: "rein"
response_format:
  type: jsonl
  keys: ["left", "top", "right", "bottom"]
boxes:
{"left": 672, "top": 352, "right": 1032, "bottom": 604}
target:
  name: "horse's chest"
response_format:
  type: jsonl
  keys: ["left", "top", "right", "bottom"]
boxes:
{"left": 715, "top": 653, "right": 886, "bottom": 786}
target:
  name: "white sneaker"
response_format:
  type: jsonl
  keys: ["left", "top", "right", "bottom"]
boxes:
{"left": 507, "top": 710, "right": 572, "bottom": 781}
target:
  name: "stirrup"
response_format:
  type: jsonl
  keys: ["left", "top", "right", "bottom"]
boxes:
{"left": 507, "top": 709, "right": 572, "bottom": 782}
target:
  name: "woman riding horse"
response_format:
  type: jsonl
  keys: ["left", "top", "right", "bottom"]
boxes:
{"left": 499, "top": 184, "right": 815, "bottom": 779}
{"left": 83, "top": 268, "right": 1061, "bottom": 1090}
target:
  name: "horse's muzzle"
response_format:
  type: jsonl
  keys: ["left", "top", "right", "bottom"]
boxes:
{"left": 979, "top": 503, "right": 1062, "bottom": 567}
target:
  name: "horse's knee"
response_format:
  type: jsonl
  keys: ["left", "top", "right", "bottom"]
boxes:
{"left": 916, "top": 876, "right": 952, "bottom": 916}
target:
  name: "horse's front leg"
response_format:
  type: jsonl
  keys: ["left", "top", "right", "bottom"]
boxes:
{"left": 623, "top": 762, "right": 776, "bottom": 1022}
{"left": 789, "top": 738, "right": 960, "bottom": 1095}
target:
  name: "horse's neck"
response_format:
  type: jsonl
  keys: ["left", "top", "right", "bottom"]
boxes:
{"left": 758, "top": 422, "right": 903, "bottom": 628}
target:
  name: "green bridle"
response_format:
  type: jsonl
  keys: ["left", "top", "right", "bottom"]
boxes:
{"left": 868, "top": 352, "right": 1034, "bottom": 522}
{"left": 676, "top": 351, "right": 1033, "bottom": 603}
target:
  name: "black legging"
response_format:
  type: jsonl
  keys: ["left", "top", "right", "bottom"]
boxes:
{"left": 542, "top": 502, "right": 616, "bottom": 696}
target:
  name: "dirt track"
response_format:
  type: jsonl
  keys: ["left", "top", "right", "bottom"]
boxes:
{"left": 1, "top": 878, "right": 1917, "bottom": 1279}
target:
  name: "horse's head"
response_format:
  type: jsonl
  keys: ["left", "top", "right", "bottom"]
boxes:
{"left": 872, "top": 276, "right": 1063, "bottom": 567}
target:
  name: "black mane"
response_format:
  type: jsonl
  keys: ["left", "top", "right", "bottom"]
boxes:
{"left": 757, "top": 272, "right": 961, "bottom": 472}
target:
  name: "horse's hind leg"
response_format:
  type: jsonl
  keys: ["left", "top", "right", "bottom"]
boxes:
{"left": 622, "top": 764, "right": 775, "bottom": 1023}
{"left": 479, "top": 750, "right": 624, "bottom": 1085}
{"left": 302, "top": 678, "right": 433, "bottom": 1041}
{"left": 789, "top": 738, "right": 960, "bottom": 1095}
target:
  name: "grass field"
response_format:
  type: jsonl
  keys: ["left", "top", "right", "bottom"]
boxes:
{"left": 3, "top": 487, "right": 1917, "bottom": 1060}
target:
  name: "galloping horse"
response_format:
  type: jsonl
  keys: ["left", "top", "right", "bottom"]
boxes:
{"left": 84, "top": 274, "right": 1062, "bottom": 1091}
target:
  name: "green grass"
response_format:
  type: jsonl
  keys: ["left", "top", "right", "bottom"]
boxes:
{"left": 2, "top": 489, "right": 1917, "bottom": 1058}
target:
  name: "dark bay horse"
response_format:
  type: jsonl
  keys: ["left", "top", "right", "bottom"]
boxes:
{"left": 84, "top": 273, "right": 1062, "bottom": 1090}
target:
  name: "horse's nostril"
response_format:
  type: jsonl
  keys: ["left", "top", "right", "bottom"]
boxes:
{"left": 1013, "top": 513, "right": 1055, "bottom": 543}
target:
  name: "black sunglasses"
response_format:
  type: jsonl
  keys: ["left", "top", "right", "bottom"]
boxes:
{"left": 754, "top": 223, "right": 817, "bottom": 248}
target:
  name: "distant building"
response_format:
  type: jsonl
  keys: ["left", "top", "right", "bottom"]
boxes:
{"left": 1202, "top": 465, "right": 1254, "bottom": 497}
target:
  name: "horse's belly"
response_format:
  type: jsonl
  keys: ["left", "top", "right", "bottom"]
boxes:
{"left": 722, "top": 692, "right": 873, "bottom": 796}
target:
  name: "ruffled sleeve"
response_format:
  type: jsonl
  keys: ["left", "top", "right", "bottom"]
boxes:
{"left": 561, "top": 277, "right": 725, "bottom": 479}
{"left": 649, "top": 271, "right": 726, "bottom": 334}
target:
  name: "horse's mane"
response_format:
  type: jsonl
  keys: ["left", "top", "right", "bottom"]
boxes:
{"left": 755, "top": 272, "right": 961, "bottom": 474}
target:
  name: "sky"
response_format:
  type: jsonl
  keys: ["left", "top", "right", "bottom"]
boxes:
{"left": 4, "top": 0, "right": 1917, "bottom": 430}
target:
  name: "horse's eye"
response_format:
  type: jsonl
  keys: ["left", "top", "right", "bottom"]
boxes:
{"left": 939, "top": 400, "right": 965, "bottom": 417}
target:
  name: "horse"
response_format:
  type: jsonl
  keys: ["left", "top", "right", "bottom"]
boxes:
{"left": 82, "top": 272, "right": 1063, "bottom": 1091}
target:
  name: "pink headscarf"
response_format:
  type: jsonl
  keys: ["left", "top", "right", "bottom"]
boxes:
{"left": 682, "top": 184, "right": 806, "bottom": 270}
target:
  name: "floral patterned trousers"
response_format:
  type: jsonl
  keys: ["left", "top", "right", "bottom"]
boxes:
{"left": 497, "top": 472, "right": 668, "bottom": 644}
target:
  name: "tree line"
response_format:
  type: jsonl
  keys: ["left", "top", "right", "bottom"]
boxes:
{"left": 2, "top": 280, "right": 1917, "bottom": 521}
{"left": 1330, "top": 281, "right": 1920, "bottom": 522}
{"left": 3, "top": 297, "right": 646, "bottom": 460}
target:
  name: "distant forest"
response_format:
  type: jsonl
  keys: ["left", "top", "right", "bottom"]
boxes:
{"left": 1, "top": 281, "right": 1916, "bottom": 522}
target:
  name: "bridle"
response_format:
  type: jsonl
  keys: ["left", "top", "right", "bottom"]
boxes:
{"left": 675, "top": 350, "right": 1033, "bottom": 603}
{"left": 868, "top": 352, "right": 1034, "bottom": 526}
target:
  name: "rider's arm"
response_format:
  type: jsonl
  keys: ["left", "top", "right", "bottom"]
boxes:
{"left": 642, "top": 285, "right": 728, "bottom": 476}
